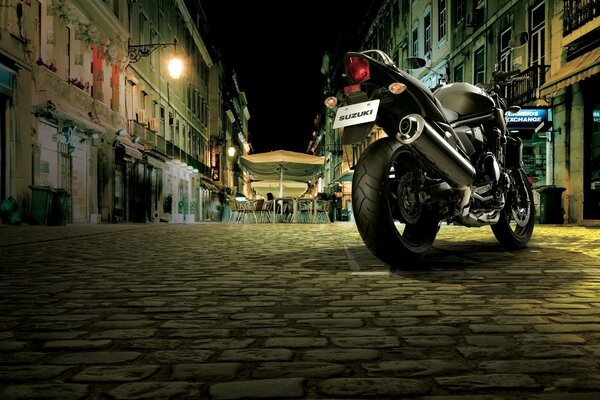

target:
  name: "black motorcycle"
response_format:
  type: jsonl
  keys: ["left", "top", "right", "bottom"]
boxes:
{"left": 325, "top": 50, "right": 534, "bottom": 265}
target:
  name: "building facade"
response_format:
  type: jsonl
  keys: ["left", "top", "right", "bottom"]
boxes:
{"left": 0, "top": 0, "right": 241, "bottom": 225}
{"left": 322, "top": 0, "right": 599, "bottom": 224}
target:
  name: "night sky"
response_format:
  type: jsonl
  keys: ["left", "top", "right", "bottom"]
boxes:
{"left": 203, "top": 2, "right": 381, "bottom": 154}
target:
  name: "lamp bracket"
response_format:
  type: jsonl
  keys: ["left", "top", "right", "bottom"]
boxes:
{"left": 128, "top": 41, "right": 177, "bottom": 63}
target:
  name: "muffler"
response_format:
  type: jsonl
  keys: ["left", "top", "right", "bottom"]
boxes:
{"left": 397, "top": 114, "right": 475, "bottom": 188}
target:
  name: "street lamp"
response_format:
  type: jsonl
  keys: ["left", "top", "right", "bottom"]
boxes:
{"left": 227, "top": 146, "right": 236, "bottom": 157}
{"left": 128, "top": 39, "right": 183, "bottom": 80}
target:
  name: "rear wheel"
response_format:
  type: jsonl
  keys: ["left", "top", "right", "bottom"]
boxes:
{"left": 491, "top": 168, "right": 535, "bottom": 249}
{"left": 352, "top": 137, "right": 439, "bottom": 266}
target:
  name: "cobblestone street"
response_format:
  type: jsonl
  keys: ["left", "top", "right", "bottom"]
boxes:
{"left": 1, "top": 222, "right": 600, "bottom": 399}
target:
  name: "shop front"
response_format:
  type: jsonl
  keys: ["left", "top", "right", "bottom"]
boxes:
{"left": 113, "top": 135, "right": 144, "bottom": 222}
{"left": 506, "top": 107, "right": 554, "bottom": 218}
{"left": 583, "top": 78, "right": 600, "bottom": 220}
{"left": 164, "top": 160, "right": 195, "bottom": 223}
{"left": 34, "top": 102, "right": 104, "bottom": 224}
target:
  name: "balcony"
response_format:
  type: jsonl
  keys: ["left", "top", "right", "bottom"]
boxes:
{"left": 127, "top": 120, "right": 209, "bottom": 175}
{"left": 505, "top": 63, "right": 550, "bottom": 105}
{"left": 563, "top": 0, "right": 599, "bottom": 36}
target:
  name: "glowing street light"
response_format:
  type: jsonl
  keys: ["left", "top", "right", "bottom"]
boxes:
{"left": 128, "top": 39, "right": 183, "bottom": 79}
{"left": 167, "top": 57, "right": 183, "bottom": 80}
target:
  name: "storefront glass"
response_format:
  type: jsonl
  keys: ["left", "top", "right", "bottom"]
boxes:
{"left": 585, "top": 107, "right": 600, "bottom": 219}
{"left": 511, "top": 130, "right": 547, "bottom": 188}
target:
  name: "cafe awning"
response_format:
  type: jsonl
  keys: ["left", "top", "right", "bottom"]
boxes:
{"left": 240, "top": 150, "right": 325, "bottom": 197}
{"left": 115, "top": 135, "right": 143, "bottom": 160}
{"left": 540, "top": 47, "right": 600, "bottom": 97}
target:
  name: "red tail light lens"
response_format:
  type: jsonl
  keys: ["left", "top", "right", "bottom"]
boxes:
{"left": 345, "top": 56, "right": 370, "bottom": 83}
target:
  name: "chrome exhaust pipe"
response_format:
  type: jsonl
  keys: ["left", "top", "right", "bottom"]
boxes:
{"left": 397, "top": 114, "right": 475, "bottom": 188}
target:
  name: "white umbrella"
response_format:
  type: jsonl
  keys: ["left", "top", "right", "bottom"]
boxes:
{"left": 240, "top": 150, "right": 325, "bottom": 197}
{"left": 251, "top": 180, "right": 308, "bottom": 198}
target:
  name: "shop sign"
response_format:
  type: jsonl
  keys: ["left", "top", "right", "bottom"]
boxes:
{"left": 593, "top": 110, "right": 600, "bottom": 123}
{"left": 506, "top": 107, "right": 549, "bottom": 129}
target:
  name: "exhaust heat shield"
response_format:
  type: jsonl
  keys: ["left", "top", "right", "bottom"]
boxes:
{"left": 397, "top": 114, "right": 475, "bottom": 188}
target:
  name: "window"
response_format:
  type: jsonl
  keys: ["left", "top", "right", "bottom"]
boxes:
{"left": 454, "top": 64, "right": 464, "bottom": 82}
{"left": 424, "top": 13, "right": 431, "bottom": 56}
{"left": 412, "top": 25, "right": 419, "bottom": 56}
{"left": 160, "top": 106, "right": 165, "bottom": 137}
{"left": 140, "top": 91, "right": 147, "bottom": 112}
{"left": 529, "top": 2, "right": 545, "bottom": 66}
{"left": 455, "top": 0, "right": 465, "bottom": 26}
{"left": 438, "top": 0, "right": 447, "bottom": 41}
{"left": 499, "top": 27, "right": 512, "bottom": 72}
{"left": 150, "top": 28, "right": 159, "bottom": 70}
{"left": 474, "top": 45, "right": 485, "bottom": 84}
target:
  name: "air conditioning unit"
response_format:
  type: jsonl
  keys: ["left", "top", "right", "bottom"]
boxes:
{"left": 148, "top": 117, "right": 158, "bottom": 132}
{"left": 136, "top": 109, "right": 147, "bottom": 124}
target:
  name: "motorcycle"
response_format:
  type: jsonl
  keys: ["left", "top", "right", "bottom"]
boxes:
{"left": 325, "top": 50, "right": 535, "bottom": 265}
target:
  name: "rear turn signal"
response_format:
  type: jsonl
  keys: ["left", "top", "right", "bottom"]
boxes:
{"left": 388, "top": 82, "right": 407, "bottom": 95}
{"left": 324, "top": 96, "right": 337, "bottom": 108}
{"left": 345, "top": 56, "right": 371, "bottom": 83}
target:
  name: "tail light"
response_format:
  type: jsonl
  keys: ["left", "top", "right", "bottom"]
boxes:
{"left": 345, "top": 55, "right": 370, "bottom": 84}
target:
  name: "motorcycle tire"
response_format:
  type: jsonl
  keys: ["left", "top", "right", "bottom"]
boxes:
{"left": 352, "top": 137, "right": 439, "bottom": 266}
{"left": 491, "top": 168, "right": 535, "bottom": 249}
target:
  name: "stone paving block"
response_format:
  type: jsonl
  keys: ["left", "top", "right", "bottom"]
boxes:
{"left": 43, "top": 339, "right": 112, "bottom": 350}
{"left": 363, "top": 359, "right": 470, "bottom": 376}
{"left": 51, "top": 351, "right": 141, "bottom": 364}
{"left": 224, "top": 319, "right": 288, "bottom": 328}
{"left": 164, "top": 328, "right": 231, "bottom": 338}
{"left": 330, "top": 336, "right": 400, "bottom": 348}
{"left": 513, "top": 334, "right": 586, "bottom": 344}
{"left": 469, "top": 324, "right": 527, "bottom": 333}
{"left": 106, "top": 382, "right": 200, "bottom": 399}
{"left": 125, "top": 339, "right": 183, "bottom": 350}
{"left": 534, "top": 324, "right": 600, "bottom": 333}
{"left": 0, "top": 383, "right": 89, "bottom": 400}
{"left": 143, "top": 350, "right": 214, "bottom": 363}
{"left": 0, "top": 352, "right": 44, "bottom": 364}
{"left": 88, "top": 329, "right": 158, "bottom": 339}
{"left": 171, "top": 363, "right": 241, "bottom": 380}
{"left": 209, "top": 378, "right": 305, "bottom": 400}
{"left": 72, "top": 365, "right": 160, "bottom": 382}
{"left": 517, "top": 344, "right": 586, "bottom": 358}
{"left": 302, "top": 349, "right": 380, "bottom": 362}
{"left": 479, "top": 359, "right": 596, "bottom": 373}
{"left": 0, "top": 366, "right": 73, "bottom": 382}
{"left": 264, "top": 337, "right": 328, "bottom": 348}
{"left": 218, "top": 349, "right": 294, "bottom": 362}
{"left": 252, "top": 362, "right": 348, "bottom": 378}
{"left": 457, "top": 346, "right": 511, "bottom": 359}
{"left": 403, "top": 335, "right": 456, "bottom": 347}
{"left": 435, "top": 373, "right": 540, "bottom": 390}
{"left": 319, "top": 377, "right": 431, "bottom": 397}
{"left": 0, "top": 341, "right": 26, "bottom": 351}
{"left": 320, "top": 328, "right": 391, "bottom": 337}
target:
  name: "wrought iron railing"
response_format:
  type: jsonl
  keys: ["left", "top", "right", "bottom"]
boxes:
{"left": 129, "top": 120, "right": 210, "bottom": 175}
{"left": 505, "top": 63, "right": 550, "bottom": 105}
{"left": 563, "top": 0, "right": 599, "bottom": 36}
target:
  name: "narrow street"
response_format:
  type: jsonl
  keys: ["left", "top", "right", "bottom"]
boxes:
{"left": 1, "top": 223, "right": 599, "bottom": 399}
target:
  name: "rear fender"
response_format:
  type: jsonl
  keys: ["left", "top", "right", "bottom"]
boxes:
{"left": 342, "top": 122, "right": 375, "bottom": 145}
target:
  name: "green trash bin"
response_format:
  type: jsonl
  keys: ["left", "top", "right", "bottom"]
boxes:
{"left": 48, "top": 189, "right": 70, "bottom": 226}
{"left": 537, "top": 185, "right": 566, "bottom": 224}
{"left": 29, "top": 185, "right": 53, "bottom": 225}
